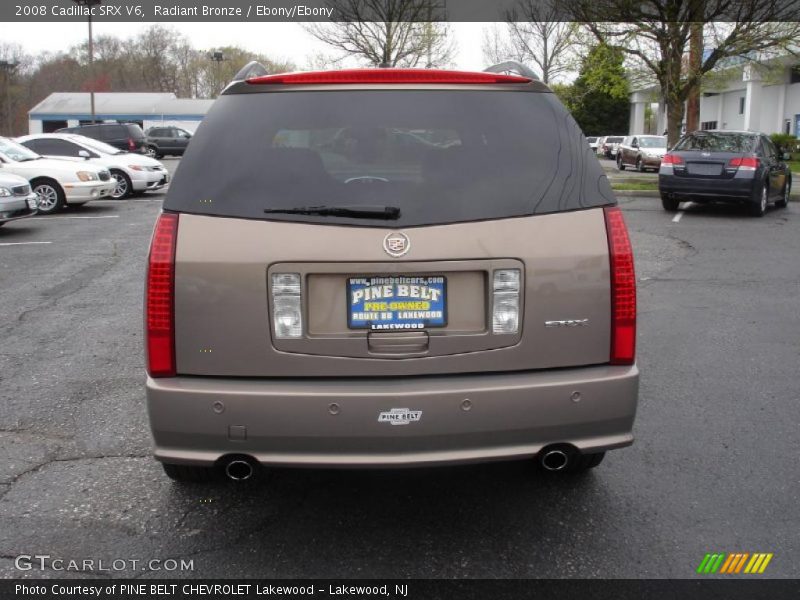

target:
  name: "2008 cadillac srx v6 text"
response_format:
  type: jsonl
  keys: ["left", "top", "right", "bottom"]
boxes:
{"left": 144, "top": 63, "right": 638, "bottom": 482}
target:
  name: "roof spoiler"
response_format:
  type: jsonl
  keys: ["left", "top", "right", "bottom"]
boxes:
{"left": 484, "top": 61, "right": 540, "bottom": 81}
{"left": 231, "top": 61, "right": 269, "bottom": 83}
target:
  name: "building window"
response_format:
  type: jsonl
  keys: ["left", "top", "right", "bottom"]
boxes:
{"left": 739, "top": 97, "right": 745, "bottom": 114}
{"left": 701, "top": 121, "right": 718, "bottom": 130}
{"left": 791, "top": 66, "right": 800, "bottom": 84}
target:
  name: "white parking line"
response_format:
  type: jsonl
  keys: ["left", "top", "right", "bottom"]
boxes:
{"left": 672, "top": 202, "right": 693, "bottom": 223}
{"left": 0, "top": 241, "right": 53, "bottom": 246}
{"left": 35, "top": 215, "right": 120, "bottom": 220}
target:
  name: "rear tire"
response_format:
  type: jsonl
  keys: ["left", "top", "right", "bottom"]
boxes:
{"left": 144, "top": 145, "right": 159, "bottom": 159}
{"left": 162, "top": 463, "right": 217, "bottom": 483}
{"left": 31, "top": 179, "right": 65, "bottom": 214}
{"left": 636, "top": 157, "right": 644, "bottom": 172}
{"left": 776, "top": 179, "right": 790, "bottom": 208}
{"left": 617, "top": 157, "right": 626, "bottom": 170}
{"left": 570, "top": 452, "right": 605, "bottom": 472}
{"left": 661, "top": 193, "right": 679, "bottom": 212}
{"left": 749, "top": 183, "right": 768, "bottom": 217}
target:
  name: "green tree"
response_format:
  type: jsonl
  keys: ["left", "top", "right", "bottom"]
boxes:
{"left": 567, "top": 44, "right": 630, "bottom": 136}
{"left": 570, "top": 0, "right": 800, "bottom": 146}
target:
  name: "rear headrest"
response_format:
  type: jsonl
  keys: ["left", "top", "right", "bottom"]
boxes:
{"left": 260, "top": 147, "right": 329, "bottom": 185}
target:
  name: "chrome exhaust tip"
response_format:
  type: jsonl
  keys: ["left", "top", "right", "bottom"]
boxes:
{"left": 540, "top": 449, "right": 569, "bottom": 472}
{"left": 225, "top": 459, "right": 254, "bottom": 481}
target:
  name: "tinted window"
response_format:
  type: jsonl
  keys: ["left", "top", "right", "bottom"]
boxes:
{"left": 124, "top": 124, "right": 145, "bottom": 140}
{"left": 761, "top": 136, "right": 778, "bottom": 158}
{"left": 674, "top": 133, "right": 757, "bottom": 153}
{"left": 148, "top": 128, "right": 165, "bottom": 137}
{"left": 28, "top": 138, "right": 83, "bottom": 157}
{"left": 98, "top": 125, "right": 121, "bottom": 140}
{"left": 606, "top": 137, "right": 623, "bottom": 143}
{"left": 165, "top": 90, "right": 614, "bottom": 227}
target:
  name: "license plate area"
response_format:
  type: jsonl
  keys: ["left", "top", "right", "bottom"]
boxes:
{"left": 347, "top": 275, "right": 447, "bottom": 330}
{"left": 687, "top": 162, "right": 724, "bottom": 176}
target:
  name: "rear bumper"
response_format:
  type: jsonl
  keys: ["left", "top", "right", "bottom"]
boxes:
{"left": 659, "top": 172, "right": 756, "bottom": 201}
{"left": 147, "top": 364, "right": 639, "bottom": 468}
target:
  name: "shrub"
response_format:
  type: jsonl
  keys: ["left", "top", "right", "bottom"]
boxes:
{"left": 770, "top": 133, "right": 799, "bottom": 153}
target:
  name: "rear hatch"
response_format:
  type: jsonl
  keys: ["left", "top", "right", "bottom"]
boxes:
{"left": 161, "top": 74, "right": 620, "bottom": 378}
{"left": 669, "top": 131, "right": 759, "bottom": 179}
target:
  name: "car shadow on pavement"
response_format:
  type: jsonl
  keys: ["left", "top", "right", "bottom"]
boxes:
{"left": 154, "top": 457, "right": 654, "bottom": 578}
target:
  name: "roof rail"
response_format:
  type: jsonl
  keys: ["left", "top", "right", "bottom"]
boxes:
{"left": 231, "top": 61, "right": 269, "bottom": 83}
{"left": 484, "top": 61, "right": 540, "bottom": 81}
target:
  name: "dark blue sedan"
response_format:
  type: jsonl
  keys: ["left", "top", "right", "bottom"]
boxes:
{"left": 659, "top": 131, "right": 792, "bottom": 217}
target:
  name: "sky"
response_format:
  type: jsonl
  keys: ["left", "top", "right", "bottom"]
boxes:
{"left": 2, "top": 22, "right": 489, "bottom": 71}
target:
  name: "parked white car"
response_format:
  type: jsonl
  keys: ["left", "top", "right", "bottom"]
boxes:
{"left": 0, "top": 172, "right": 38, "bottom": 226}
{"left": 0, "top": 137, "right": 114, "bottom": 214}
{"left": 17, "top": 133, "right": 170, "bottom": 199}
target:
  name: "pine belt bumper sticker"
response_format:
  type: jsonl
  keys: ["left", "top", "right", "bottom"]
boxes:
{"left": 347, "top": 275, "right": 447, "bottom": 330}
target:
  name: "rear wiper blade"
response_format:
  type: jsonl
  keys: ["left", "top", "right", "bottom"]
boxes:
{"left": 263, "top": 205, "right": 400, "bottom": 219}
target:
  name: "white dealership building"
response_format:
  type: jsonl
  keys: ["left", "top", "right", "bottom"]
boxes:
{"left": 27, "top": 93, "right": 213, "bottom": 135}
{"left": 629, "top": 57, "right": 800, "bottom": 136}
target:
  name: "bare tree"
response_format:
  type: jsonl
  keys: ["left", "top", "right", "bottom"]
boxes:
{"left": 570, "top": 0, "right": 800, "bottom": 145}
{"left": 305, "top": 0, "right": 455, "bottom": 68}
{"left": 483, "top": 0, "right": 582, "bottom": 83}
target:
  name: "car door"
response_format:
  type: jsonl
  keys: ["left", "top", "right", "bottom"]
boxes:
{"left": 174, "top": 128, "right": 192, "bottom": 152}
{"left": 761, "top": 136, "right": 785, "bottom": 198}
{"left": 627, "top": 137, "right": 638, "bottom": 165}
{"left": 148, "top": 128, "right": 166, "bottom": 152}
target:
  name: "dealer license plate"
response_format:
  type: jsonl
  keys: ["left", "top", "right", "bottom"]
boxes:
{"left": 347, "top": 275, "right": 446, "bottom": 330}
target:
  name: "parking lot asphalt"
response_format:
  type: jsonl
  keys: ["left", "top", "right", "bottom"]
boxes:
{"left": 1, "top": 158, "right": 798, "bottom": 579}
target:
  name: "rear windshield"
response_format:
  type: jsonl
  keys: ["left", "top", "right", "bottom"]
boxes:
{"left": 605, "top": 137, "right": 623, "bottom": 143}
{"left": 124, "top": 124, "right": 145, "bottom": 139}
{"left": 674, "top": 133, "right": 757, "bottom": 153}
{"left": 165, "top": 90, "right": 614, "bottom": 227}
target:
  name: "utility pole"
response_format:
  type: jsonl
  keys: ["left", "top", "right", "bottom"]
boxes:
{"left": 0, "top": 60, "right": 18, "bottom": 134}
{"left": 71, "top": 0, "right": 103, "bottom": 123}
{"left": 210, "top": 51, "right": 226, "bottom": 93}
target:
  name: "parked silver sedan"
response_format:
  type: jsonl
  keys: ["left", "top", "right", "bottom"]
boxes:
{"left": 0, "top": 172, "right": 38, "bottom": 226}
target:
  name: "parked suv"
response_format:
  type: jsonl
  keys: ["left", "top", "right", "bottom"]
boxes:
{"left": 144, "top": 126, "right": 193, "bottom": 158}
{"left": 617, "top": 135, "right": 667, "bottom": 172}
{"left": 145, "top": 66, "right": 639, "bottom": 483}
{"left": 57, "top": 122, "right": 146, "bottom": 153}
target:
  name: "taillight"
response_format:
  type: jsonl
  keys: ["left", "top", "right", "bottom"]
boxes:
{"left": 146, "top": 213, "right": 178, "bottom": 377}
{"left": 128, "top": 137, "right": 136, "bottom": 151}
{"left": 604, "top": 207, "right": 636, "bottom": 365}
{"left": 247, "top": 69, "right": 531, "bottom": 85}
{"left": 728, "top": 156, "right": 759, "bottom": 171}
{"left": 661, "top": 153, "right": 684, "bottom": 166}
